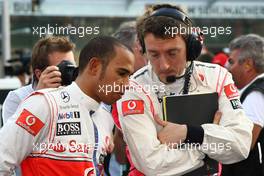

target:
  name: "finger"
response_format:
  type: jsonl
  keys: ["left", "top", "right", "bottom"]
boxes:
{"left": 107, "top": 142, "right": 114, "bottom": 153}
{"left": 47, "top": 77, "right": 62, "bottom": 84}
{"left": 213, "top": 110, "right": 222, "bottom": 124}
{"left": 44, "top": 82, "right": 61, "bottom": 88}
{"left": 45, "top": 70, "right": 62, "bottom": 79}
{"left": 36, "top": 79, "right": 61, "bottom": 89}
{"left": 41, "top": 66, "right": 59, "bottom": 75}
{"left": 157, "top": 133, "right": 164, "bottom": 144}
{"left": 50, "top": 83, "right": 61, "bottom": 88}
{"left": 154, "top": 114, "right": 168, "bottom": 127}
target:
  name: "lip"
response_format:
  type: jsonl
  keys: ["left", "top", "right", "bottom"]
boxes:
{"left": 114, "top": 92, "right": 123, "bottom": 101}
{"left": 160, "top": 72, "right": 175, "bottom": 77}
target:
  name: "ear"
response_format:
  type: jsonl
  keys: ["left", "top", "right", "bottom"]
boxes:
{"left": 135, "top": 39, "right": 144, "bottom": 56}
{"left": 243, "top": 59, "right": 254, "bottom": 72}
{"left": 34, "top": 69, "right": 42, "bottom": 80}
{"left": 87, "top": 57, "right": 102, "bottom": 76}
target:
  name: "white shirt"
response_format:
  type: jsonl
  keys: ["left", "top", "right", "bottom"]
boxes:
{"left": 240, "top": 73, "right": 264, "bottom": 127}
{"left": 2, "top": 84, "right": 34, "bottom": 124}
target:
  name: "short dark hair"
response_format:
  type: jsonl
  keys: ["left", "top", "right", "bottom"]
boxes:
{"left": 78, "top": 36, "right": 129, "bottom": 74}
{"left": 137, "top": 4, "right": 191, "bottom": 49}
{"left": 31, "top": 36, "right": 75, "bottom": 72}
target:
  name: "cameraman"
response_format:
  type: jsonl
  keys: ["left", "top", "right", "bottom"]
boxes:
{"left": 2, "top": 36, "right": 76, "bottom": 124}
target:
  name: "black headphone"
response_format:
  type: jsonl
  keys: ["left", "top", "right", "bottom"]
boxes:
{"left": 139, "top": 7, "right": 203, "bottom": 61}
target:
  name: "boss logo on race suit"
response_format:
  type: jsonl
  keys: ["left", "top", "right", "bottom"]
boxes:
{"left": 16, "top": 109, "right": 44, "bottom": 136}
{"left": 56, "top": 122, "right": 81, "bottom": 136}
{"left": 230, "top": 99, "right": 243, "bottom": 110}
{"left": 61, "top": 91, "right": 70, "bottom": 103}
{"left": 224, "top": 83, "right": 239, "bottom": 99}
{"left": 58, "top": 111, "right": 80, "bottom": 120}
{"left": 122, "top": 100, "right": 144, "bottom": 116}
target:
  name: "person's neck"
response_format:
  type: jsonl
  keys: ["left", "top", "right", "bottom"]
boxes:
{"left": 75, "top": 76, "right": 100, "bottom": 103}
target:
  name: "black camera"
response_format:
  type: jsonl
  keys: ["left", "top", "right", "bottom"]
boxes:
{"left": 57, "top": 60, "right": 78, "bottom": 86}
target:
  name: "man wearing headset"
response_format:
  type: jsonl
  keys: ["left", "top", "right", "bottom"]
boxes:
{"left": 113, "top": 4, "right": 253, "bottom": 175}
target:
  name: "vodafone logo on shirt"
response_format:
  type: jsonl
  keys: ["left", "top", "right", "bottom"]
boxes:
{"left": 224, "top": 83, "right": 239, "bottom": 99}
{"left": 122, "top": 100, "right": 144, "bottom": 116}
{"left": 16, "top": 109, "right": 44, "bottom": 136}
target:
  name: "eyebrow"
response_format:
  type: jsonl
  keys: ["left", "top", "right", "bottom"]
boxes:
{"left": 117, "top": 68, "right": 131, "bottom": 74}
{"left": 148, "top": 48, "right": 180, "bottom": 53}
{"left": 167, "top": 48, "right": 179, "bottom": 53}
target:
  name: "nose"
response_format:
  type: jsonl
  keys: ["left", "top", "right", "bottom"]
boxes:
{"left": 159, "top": 55, "right": 170, "bottom": 71}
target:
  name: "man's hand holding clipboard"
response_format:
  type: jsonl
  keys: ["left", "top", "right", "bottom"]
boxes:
{"left": 154, "top": 110, "right": 222, "bottom": 145}
{"left": 154, "top": 92, "right": 222, "bottom": 145}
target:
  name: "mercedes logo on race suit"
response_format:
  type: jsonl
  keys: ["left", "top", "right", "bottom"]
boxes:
{"left": 61, "top": 91, "right": 70, "bottom": 103}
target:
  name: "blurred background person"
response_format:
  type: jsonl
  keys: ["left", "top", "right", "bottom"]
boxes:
{"left": 5, "top": 49, "right": 32, "bottom": 86}
{"left": 212, "top": 52, "right": 229, "bottom": 67}
{"left": 223, "top": 34, "right": 264, "bottom": 176}
{"left": 2, "top": 36, "right": 76, "bottom": 124}
{"left": 197, "top": 45, "right": 215, "bottom": 63}
{"left": 113, "top": 21, "right": 147, "bottom": 71}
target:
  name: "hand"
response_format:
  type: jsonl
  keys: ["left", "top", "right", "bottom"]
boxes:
{"left": 154, "top": 114, "right": 187, "bottom": 145}
{"left": 103, "top": 136, "right": 114, "bottom": 154}
{"left": 36, "top": 66, "right": 62, "bottom": 90}
{"left": 213, "top": 110, "right": 222, "bottom": 124}
{"left": 154, "top": 110, "right": 222, "bottom": 146}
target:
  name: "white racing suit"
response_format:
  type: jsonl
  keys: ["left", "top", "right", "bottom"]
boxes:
{"left": 114, "top": 61, "right": 253, "bottom": 176}
{"left": 0, "top": 82, "right": 112, "bottom": 176}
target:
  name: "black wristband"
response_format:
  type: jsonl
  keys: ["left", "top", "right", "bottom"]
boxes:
{"left": 185, "top": 125, "right": 204, "bottom": 144}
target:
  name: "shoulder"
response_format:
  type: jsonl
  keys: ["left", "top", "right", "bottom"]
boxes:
{"left": 12, "top": 84, "right": 34, "bottom": 100}
{"left": 243, "top": 91, "right": 264, "bottom": 104}
{"left": 193, "top": 61, "right": 227, "bottom": 75}
{"left": 243, "top": 91, "right": 264, "bottom": 127}
{"left": 30, "top": 86, "right": 65, "bottom": 100}
{"left": 193, "top": 61, "right": 232, "bottom": 89}
{"left": 131, "top": 65, "right": 151, "bottom": 84}
{"left": 5, "top": 84, "right": 33, "bottom": 102}
{"left": 132, "top": 66, "right": 149, "bottom": 79}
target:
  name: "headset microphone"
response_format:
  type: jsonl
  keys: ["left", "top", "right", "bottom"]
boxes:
{"left": 166, "top": 75, "right": 177, "bottom": 83}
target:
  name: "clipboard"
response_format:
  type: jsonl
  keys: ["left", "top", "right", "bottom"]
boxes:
{"left": 162, "top": 92, "right": 218, "bottom": 125}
